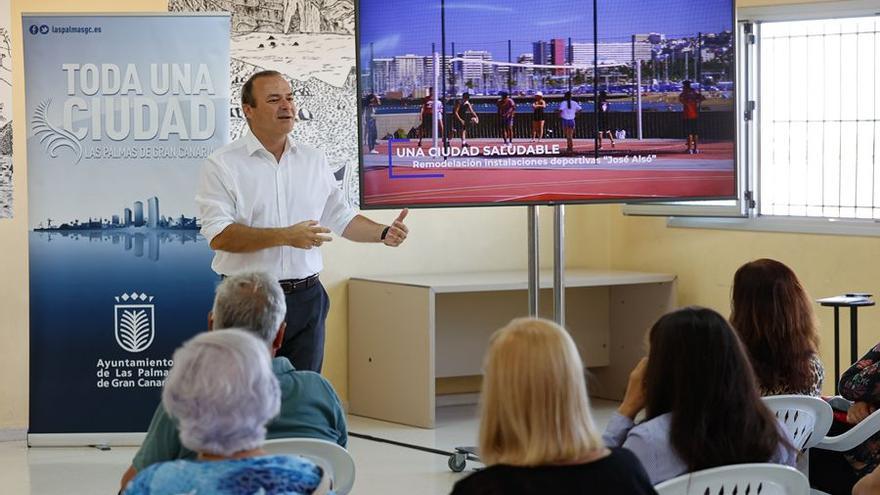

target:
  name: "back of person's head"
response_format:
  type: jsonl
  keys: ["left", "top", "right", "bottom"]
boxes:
{"left": 163, "top": 329, "right": 281, "bottom": 457}
{"left": 645, "top": 306, "right": 788, "bottom": 471}
{"left": 479, "top": 317, "right": 603, "bottom": 466}
{"left": 682, "top": 80, "right": 692, "bottom": 90}
{"left": 564, "top": 91, "right": 572, "bottom": 101}
{"left": 212, "top": 271, "right": 286, "bottom": 346}
{"left": 730, "top": 258, "right": 819, "bottom": 393}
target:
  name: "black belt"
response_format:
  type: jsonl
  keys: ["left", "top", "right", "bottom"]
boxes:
{"left": 219, "top": 273, "right": 319, "bottom": 294}
{"left": 278, "top": 274, "right": 320, "bottom": 294}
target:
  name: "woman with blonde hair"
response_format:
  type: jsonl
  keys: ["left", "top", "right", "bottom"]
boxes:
{"left": 451, "top": 318, "right": 655, "bottom": 494}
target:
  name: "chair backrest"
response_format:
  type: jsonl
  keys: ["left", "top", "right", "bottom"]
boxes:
{"left": 654, "top": 463, "right": 809, "bottom": 495}
{"left": 763, "top": 394, "right": 833, "bottom": 451}
{"left": 263, "top": 438, "right": 356, "bottom": 495}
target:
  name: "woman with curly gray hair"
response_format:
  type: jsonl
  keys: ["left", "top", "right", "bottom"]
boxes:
{"left": 123, "top": 329, "right": 331, "bottom": 495}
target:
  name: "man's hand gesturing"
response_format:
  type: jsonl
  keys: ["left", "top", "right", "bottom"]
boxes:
{"left": 287, "top": 220, "right": 332, "bottom": 249}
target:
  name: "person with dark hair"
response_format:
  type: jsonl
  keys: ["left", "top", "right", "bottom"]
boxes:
{"left": 558, "top": 91, "right": 581, "bottom": 154}
{"left": 678, "top": 80, "right": 705, "bottom": 154}
{"left": 417, "top": 87, "right": 443, "bottom": 148}
{"left": 596, "top": 90, "right": 614, "bottom": 150}
{"left": 497, "top": 92, "right": 516, "bottom": 144}
{"left": 196, "top": 70, "right": 410, "bottom": 374}
{"left": 453, "top": 92, "right": 478, "bottom": 148}
{"left": 531, "top": 92, "right": 546, "bottom": 143}
{"left": 362, "top": 93, "right": 380, "bottom": 154}
{"left": 730, "top": 258, "right": 824, "bottom": 397}
{"left": 603, "top": 306, "right": 797, "bottom": 484}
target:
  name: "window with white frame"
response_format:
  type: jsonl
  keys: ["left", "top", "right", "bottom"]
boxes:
{"left": 759, "top": 16, "right": 878, "bottom": 219}
{"left": 624, "top": 4, "right": 880, "bottom": 233}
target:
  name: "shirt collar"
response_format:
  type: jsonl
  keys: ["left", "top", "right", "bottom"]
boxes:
{"left": 243, "top": 129, "right": 296, "bottom": 158}
{"left": 272, "top": 356, "right": 296, "bottom": 374}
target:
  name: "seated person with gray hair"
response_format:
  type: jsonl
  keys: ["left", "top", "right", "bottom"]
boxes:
{"left": 123, "top": 329, "right": 332, "bottom": 494}
{"left": 120, "top": 271, "right": 347, "bottom": 490}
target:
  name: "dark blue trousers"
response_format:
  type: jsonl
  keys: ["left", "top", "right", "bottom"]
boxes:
{"left": 277, "top": 281, "right": 330, "bottom": 372}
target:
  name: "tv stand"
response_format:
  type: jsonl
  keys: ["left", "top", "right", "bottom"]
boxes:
{"left": 348, "top": 269, "right": 676, "bottom": 428}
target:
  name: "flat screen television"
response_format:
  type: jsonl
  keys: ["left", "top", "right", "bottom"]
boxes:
{"left": 355, "top": 0, "right": 736, "bottom": 208}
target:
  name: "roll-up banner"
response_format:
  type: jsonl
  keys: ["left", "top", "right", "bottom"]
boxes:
{"left": 23, "top": 13, "right": 230, "bottom": 445}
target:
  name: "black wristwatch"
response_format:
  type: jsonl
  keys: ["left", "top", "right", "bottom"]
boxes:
{"left": 380, "top": 226, "right": 390, "bottom": 240}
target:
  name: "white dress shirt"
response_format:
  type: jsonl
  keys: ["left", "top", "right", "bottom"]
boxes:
{"left": 196, "top": 131, "right": 357, "bottom": 280}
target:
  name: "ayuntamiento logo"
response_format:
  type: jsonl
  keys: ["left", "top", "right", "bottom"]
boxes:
{"left": 114, "top": 292, "right": 155, "bottom": 353}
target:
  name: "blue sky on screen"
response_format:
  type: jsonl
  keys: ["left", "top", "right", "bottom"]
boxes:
{"left": 359, "top": 0, "right": 733, "bottom": 61}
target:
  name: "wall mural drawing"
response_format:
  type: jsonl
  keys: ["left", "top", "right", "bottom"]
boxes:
{"left": 0, "top": 0, "right": 13, "bottom": 219}
{"left": 169, "top": 0, "right": 360, "bottom": 207}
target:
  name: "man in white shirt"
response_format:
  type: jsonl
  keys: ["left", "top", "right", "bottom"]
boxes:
{"left": 196, "top": 70, "right": 409, "bottom": 372}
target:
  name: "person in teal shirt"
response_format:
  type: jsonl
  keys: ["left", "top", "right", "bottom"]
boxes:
{"left": 120, "top": 272, "right": 347, "bottom": 491}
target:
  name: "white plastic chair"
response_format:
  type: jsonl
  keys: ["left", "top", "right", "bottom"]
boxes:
{"left": 763, "top": 395, "right": 834, "bottom": 451}
{"left": 814, "top": 406, "right": 880, "bottom": 452}
{"left": 654, "top": 463, "right": 809, "bottom": 495}
{"left": 263, "top": 438, "right": 356, "bottom": 495}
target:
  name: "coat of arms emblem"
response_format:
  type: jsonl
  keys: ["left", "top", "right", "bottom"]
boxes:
{"left": 114, "top": 292, "right": 155, "bottom": 353}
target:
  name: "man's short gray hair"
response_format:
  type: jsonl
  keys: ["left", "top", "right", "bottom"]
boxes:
{"left": 213, "top": 272, "right": 286, "bottom": 346}
{"left": 163, "top": 329, "right": 281, "bottom": 456}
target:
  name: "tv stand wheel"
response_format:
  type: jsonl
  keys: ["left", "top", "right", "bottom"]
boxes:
{"left": 448, "top": 453, "right": 467, "bottom": 472}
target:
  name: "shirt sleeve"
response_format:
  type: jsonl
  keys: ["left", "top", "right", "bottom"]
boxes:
{"left": 327, "top": 381, "right": 349, "bottom": 448}
{"left": 840, "top": 343, "right": 880, "bottom": 402}
{"left": 195, "top": 156, "right": 237, "bottom": 244}
{"left": 602, "top": 411, "right": 635, "bottom": 448}
{"left": 603, "top": 412, "right": 670, "bottom": 485}
{"left": 131, "top": 403, "right": 195, "bottom": 471}
{"left": 318, "top": 154, "right": 357, "bottom": 235}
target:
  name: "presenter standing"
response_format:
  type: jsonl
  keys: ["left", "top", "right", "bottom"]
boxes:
{"left": 196, "top": 70, "right": 409, "bottom": 372}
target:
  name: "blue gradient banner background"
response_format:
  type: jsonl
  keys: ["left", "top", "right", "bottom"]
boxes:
{"left": 23, "top": 14, "right": 230, "bottom": 435}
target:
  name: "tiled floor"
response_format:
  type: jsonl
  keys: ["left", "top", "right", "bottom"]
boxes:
{"left": 0, "top": 399, "right": 619, "bottom": 495}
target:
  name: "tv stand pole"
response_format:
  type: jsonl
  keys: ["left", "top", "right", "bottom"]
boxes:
{"left": 527, "top": 205, "right": 539, "bottom": 316}
{"left": 554, "top": 205, "right": 565, "bottom": 326}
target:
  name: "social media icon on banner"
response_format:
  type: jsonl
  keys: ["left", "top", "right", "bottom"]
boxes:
{"left": 29, "top": 25, "right": 39, "bottom": 35}
{"left": 39, "top": 25, "right": 49, "bottom": 34}
{"left": 114, "top": 292, "right": 156, "bottom": 353}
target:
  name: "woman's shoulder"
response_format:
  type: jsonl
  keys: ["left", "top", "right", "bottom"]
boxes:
{"left": 451, "top": 451, "right": 656, "bottom": 495}
{"left": 128, "top": 456, "right": 327, "bottom": 495}
{"left": 450, "top": 465, "right": 510, "bottom": 495}
{"left": 630, "top": 412, "right": 673, "bottom": 437}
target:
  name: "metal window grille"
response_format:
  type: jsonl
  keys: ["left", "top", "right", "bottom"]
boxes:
{"left": 758, "top": 16, "right": 879, "bottom": 219}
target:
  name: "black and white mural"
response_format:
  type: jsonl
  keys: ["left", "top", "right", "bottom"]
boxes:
{"left": 0, "top": 0, "right": 12, "bottom": 219}
{"left": 169, "top": 0, "right": 360, "bottom": 207}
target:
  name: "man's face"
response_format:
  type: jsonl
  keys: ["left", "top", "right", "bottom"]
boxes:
{"left": 243, "top": 75, "right": 296, "bottom": 138}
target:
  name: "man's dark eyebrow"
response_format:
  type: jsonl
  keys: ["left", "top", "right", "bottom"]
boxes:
{"left": 265, "top": 92, "right": 294, "bottom": 100}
